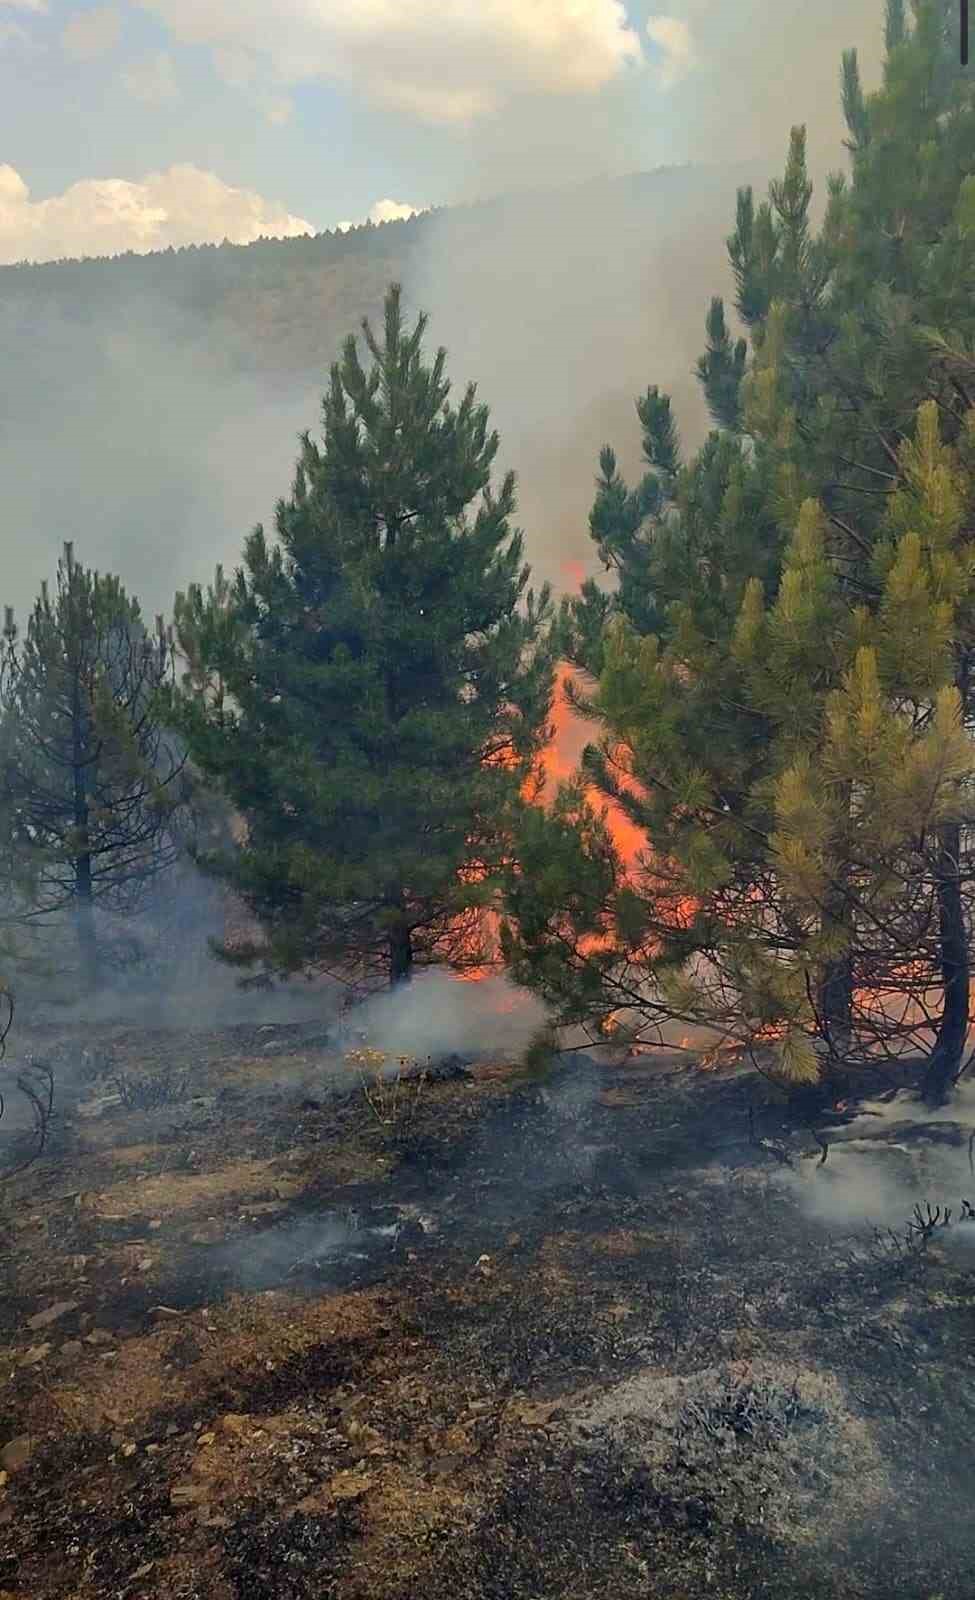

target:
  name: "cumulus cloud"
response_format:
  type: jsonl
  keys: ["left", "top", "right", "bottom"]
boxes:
{"left": 61, "top": 4, "right": 121, "bottom": 60}
{"left": 0, "top": 162, "right": 314, "bottom": 264}
{"left": 335, "top": 198, "right": 428, "bottom": 234}
{"left": 646, "top": 15, "right": 695, "bottom": 87}
{"left": 262, "top": 94, "right": 293, "bottom": 126}
{"left": 337, "top": 197, "right": 427, "bottom": 233}
{"left": 121, "top": 48, "right": 179, "bottom": 103}
{"left": 136, "top": 0, "right": 644, "bottom": 123}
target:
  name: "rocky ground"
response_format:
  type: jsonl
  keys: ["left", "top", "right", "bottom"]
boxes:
{"left": 1, "top": 1018, "right": 974, "bottom": 1599}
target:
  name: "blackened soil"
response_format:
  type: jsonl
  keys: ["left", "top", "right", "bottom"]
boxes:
{"left": 1, "top": 1027, "right": 974, "bottom": 1599}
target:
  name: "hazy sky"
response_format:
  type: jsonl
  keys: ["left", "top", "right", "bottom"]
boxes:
{"left": 0, "top": 0, "right": 884, "bottom": 265}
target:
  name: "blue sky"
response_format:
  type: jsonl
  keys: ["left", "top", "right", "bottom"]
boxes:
{"left": 0, "top": 0, "right": 883, "bottom": 263}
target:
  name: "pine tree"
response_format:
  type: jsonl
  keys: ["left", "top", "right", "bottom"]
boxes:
{"left": 0, "top": 544, "right": 186, "bottom": 990}
{"left": 172, "top": 285, "right": 554, "bottom": 991}
{"left": 504, "top": 423, "right": 974, "bottom": 1086}
{"left": 714, "top": 0, "right": 975, "bottom": 1098}
{"left": 506, "top": 2, "right": 975, "bottom": 1099}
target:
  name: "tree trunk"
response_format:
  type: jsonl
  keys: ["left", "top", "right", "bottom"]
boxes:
{"left": 819, "top": 859, "right": 853, "bottom": 1063}
{"left": 72, "top": 657, "right": 98, "bottom": 993}
{"left": 388, "top": 919, "right": 413, "bottom": 988}
{"left": 75, "top": 851, "right": 98, "bottom": 994}
{"left": 819, "top": 950, "right": 853, "bottom": 1062}
{"left": 924, "top": 821, "right": 969, "bottom": 1106}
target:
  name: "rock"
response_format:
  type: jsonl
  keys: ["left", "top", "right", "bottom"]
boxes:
{"left": 58, "top": 1341, "right": 83, "bottom": 1362}
{"left": 148, "top": 1220, "right": 163, "bottom": 1232}
{"left": 84, "top": 1329, "right": 115, "bottom": 1347}
{"left": 511, "top": 1399, "right": 564, "bottom": 1428}
{"left": 138, "top": 1258, "right": 153, "bottom": 1273}
{"left": 328, "top": 1470, "right": 374, "bottom": 1502}
{"left": 218, "top": 1413, "right": 252, "bottom": 1437}
{"left": 19, "top": 1344, "right": 51, "bottom": 1367}
{"left": 0, "top": 1437, "right": 34, "bottom": 1475}
{"left": 170, "top": 1483, "right": 207, "bottom": 1507}
{"left": 26, "top": 1300, "right": 77, "bottom": 1332}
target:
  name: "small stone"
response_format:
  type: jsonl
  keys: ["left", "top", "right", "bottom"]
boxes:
{"left": 218, "top": 1414, "right": 251, "bottom": 1437}
{"left": 197, "top": 1432, "right": 216, "bottom": 1447}
{"left": 170, "top": 1483, "right": 206, "bottom": 1507}
{"left": 138, "top": 1258, "right": 153, "bottom": 1273}
{"left": 84, "top": 1329, "right": 114, "bottom": 1346}
{"left": 59, "top": 1341, "right": 83, "bottom": 1360}
{"left": 148, "top": 1220, "right": 163, "bottom": 1231}
{"left": 20, "top": 1344, "right": 51, "bottom": 1367}
{"left": 26, "top": 1301, "right": 77, "bottom": 1332}
{"left": 1, "top": 1437, "right": 33, "bottom": 1475}
{"left": 328, "top": 1470, "right": 374, "bottom": 1502}
{"left": 121, "top": 1443, "right": 137, "bottom": 1458}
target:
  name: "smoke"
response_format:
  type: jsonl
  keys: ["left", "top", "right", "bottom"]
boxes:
{"left": 402, "top": 163, "right": 775, "bottom": 594}
{"left": 0, "top": 289, "right": 322, "bottom": 629}
{"left": 777, "top": 1080, "right": 975, "bottom": 1241}
{"left": 429, "top": 2, "right": 883, "bottom": 203}
{"left": 334, "top": 969, "right": 547, "bottom": 1063}
{"left": 14, "top": 861, "right": 344, "bottom": 1031}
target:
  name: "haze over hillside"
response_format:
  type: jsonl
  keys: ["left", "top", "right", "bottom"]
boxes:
{"left": 0, "top": 161, "right": 773, "bottom": 623}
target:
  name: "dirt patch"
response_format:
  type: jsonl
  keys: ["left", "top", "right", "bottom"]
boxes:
{"left": 86, "top": 1158, "right": 301, "bottom": 1220}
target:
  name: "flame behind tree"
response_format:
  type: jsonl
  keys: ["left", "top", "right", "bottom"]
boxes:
{"left": 171, "top": 285, "right": 554, "bottom": 992}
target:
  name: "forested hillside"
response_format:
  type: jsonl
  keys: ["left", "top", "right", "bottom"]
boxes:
{"left": 0, "top": 163, "right": 768, "bottom": 623}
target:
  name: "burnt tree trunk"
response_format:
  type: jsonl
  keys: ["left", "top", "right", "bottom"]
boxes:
{"left": 924, "top": 820, "right": 969, "bottom": 1106}
{"left": 388, "top": 918, "right": 413, "bottom": 988}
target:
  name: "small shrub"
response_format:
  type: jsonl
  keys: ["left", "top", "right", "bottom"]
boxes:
{"left": 344, "top": 1047, "right": 429, "bottom": 1132}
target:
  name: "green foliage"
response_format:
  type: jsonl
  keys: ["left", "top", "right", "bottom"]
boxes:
{"left": 0, "top": 544, "right": 186, "bottom": 986}
{"left": 172, "top": 285, "right": 554, "bottom": 988}
{"left": 505, "top": 3, "right": 975, "bottom": 1089}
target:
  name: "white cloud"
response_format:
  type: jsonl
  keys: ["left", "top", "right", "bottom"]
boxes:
{"left": 261, "top": 93, "right": 293, "bottom": 127}
{"left": 136, "top": 0, "right": 644, "bottom": 124}
{"left": 0, "top": 0, "right": 46, "bottom": 10}
{"left": 61, "top": 4, "right": 121, "bottom": 60}
{"left": 336, "top": 198, "right": 426, "bottom": 233}
{"left": 645, "top": 15, "right": 695, "bottom": 87}
{"left": 0, "top": 162, "right": 315, "bottom": 264}
{"left": 121, "top": 48, "right": 179, "bottom": 103}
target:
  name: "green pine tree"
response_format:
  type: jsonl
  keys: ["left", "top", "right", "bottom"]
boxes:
{"left": 505, "top": 1, "right": 975, "bottom": 1100}
{"left": 172, "top": 285, "right": 554, "bottom": 991}
{"left": 0, "top": 543, "right": 186, "bottom": 991}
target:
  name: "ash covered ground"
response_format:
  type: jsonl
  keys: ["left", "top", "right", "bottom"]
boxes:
{"left": 1, "top": 1013, "right": 975, "bottom": 1599}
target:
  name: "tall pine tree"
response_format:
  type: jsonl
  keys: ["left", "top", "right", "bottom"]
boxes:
{"left": 505, "top": 0, "right": 975, "bottom": 1101}
{"left": 172, "top": 286, "right": 553, "bottom": 992}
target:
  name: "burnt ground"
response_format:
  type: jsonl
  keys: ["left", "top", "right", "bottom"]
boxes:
{"left": 1, "top": 1020, "right": 974, "bottom": 1599}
